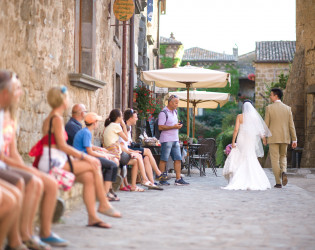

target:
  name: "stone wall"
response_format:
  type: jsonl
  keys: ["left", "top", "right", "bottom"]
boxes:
{"left": 0, "top": 0, "right": 133, "bottom": 160}
{"left": 254, "top": 63, "right": 291, "bottom": 108}
{"left": 296, "top": 0, "right": 315, "bottom": 168}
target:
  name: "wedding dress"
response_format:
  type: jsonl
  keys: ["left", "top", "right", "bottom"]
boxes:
{"left": 222, "top": 102, "right": 271, "bottom": 190}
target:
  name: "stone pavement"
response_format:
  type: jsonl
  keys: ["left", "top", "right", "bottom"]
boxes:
{"left": 51, "top": 168, "right": 315, "bottom": 250}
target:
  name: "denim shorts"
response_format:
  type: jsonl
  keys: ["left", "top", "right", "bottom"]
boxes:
{"left": 160, "top": 141, "right": 182, "bottom": 162}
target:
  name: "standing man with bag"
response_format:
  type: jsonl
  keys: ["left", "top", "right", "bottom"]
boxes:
{"left": 158, "top": 95, "right": 189, "bottom": 186}
{"left": 264, "top": 88, "right": 297, "bottom": 188}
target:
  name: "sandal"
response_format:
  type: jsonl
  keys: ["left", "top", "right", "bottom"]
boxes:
{"left": 130, "top": 186, "right": 145, "bottom": 192}
{"left": 107, "top": 193, "right": 120, "bottom": 202}
{"left": 148, "top": 184, "right": 164, "bottom": 191}
{"left": 23, "top": 236, "right": 51, "bottom": 250}
{"left": 109, "top": 188, "right": 118, "bottom": 197}
{"left": 119, "top": 186, "right": 130, "bottom": 191}
{"left": 87, "top": 221, "right": 112, "bottom": 229}
{"left": 98, "top": 207, "right": 122, "bottom": 218}
{"left": 141, "top": 181, "right": 154, "bottom": 188}
{"left": 5, "top": 244, "right": 29, "bottom": 250}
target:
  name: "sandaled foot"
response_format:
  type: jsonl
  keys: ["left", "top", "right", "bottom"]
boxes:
{"left": 23, "top": 236, "right": 51, "bottom": 250}
{"left": 107, "top": 193, "right": 120, "bottom": 202}
{"left": 148, "top": 184, "right": 164, "bottom": 191}
{"left": 130, "top": 186, "right": 145, "bottom": 192}
{"left": 109, "top": 188, "right": 118, "bottom": 197}
{"left": 141, "top": 181, "right": 154, "bottom": 188}
{"left": 87, "top": 221, "right": 112, "bottom": 229}
{"left": 98, "top": 207, "right": 122, "bottom": 218}
{"left": 5, "top": 244, "right": 29, "bottom": 250}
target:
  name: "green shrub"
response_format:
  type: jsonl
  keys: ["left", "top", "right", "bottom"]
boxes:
{"left": 216, "top": 126, "right": 234, "bottom": 167}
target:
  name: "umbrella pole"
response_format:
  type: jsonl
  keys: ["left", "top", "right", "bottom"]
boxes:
{"left": 193, "top": 103, "right": 196, "bottom": 139}
{"left": 186, "top": 85, "right": 190, "bottom": 137}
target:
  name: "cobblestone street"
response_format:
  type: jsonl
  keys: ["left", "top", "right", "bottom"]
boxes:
{"left": 52, "top": 169, "right": 315, "bottom": 250}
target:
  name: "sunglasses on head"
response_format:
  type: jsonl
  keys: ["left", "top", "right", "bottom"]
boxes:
{"left": 168, "top": 95, "right": 178, "bottom": 102}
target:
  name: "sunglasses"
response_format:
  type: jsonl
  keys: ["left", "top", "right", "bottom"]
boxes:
{"left": 168, "top": 95, "right": 178, "bottom": 102}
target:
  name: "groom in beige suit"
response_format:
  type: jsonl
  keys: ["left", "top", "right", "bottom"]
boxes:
{"left": 264, "top": 88, "right": 297, "bottom": 188}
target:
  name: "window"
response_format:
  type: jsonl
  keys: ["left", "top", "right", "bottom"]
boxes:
{"left": 75, "top": 0, "right": 96, "bottom": 76}
{"left": 114, "top": 74, "right": 121, "bottom": 109}
{"left": 115, "top": 19, "right": 120, "bottom": 39}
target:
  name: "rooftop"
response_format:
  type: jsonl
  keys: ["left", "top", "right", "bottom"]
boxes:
{"left": 182, "top": 47, "right": 237, "bottom": 62}
{"left": 160, "top": 33, "right": 182, "bottom": 45}
{"left": 255, "top": 41, "right": 296, "bottom": 63}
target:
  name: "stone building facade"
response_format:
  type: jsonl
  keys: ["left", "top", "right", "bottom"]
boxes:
{"left": 237, "top": 51, "right": 255, "bottom": 100}
{"left": 0, "top": 0, "right": 160, "bottom": 160}
{"left": 159, "top": 33, "right": 183, "bottom": 68}
{"left": 286, "top": 0, "right": 315, "bottom": 168}
{"left": 254, "top": 41, "right": 296, "bottom": 108}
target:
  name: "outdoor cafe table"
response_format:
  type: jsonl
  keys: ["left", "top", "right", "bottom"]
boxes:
{"left": 143, "top": 143, "right": 203, "bottom": 177}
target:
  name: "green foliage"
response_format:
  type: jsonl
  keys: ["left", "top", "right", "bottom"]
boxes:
{"left": 134, "top": 86, "right": 162, "bottom": 121}
{"left": 160, "top": 44, "right": 167, "bottom": 56}
{"left": 205, "top": 64, "right": 240, "bottom": 97}
{"left": 160, "top": 45, "right": 184, "bottom": 68}
{"left": 179, "top": 133, "right": 189, "bottom": 142}
{"left": 258, "top": 72, "right": 289, "bottom": 118}
{"left": 216, "top": 126, "right": 234, "bottom": 167}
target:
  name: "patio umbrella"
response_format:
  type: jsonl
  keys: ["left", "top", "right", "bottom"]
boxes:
{"left": 167, "top": 90, "right": 230, "bottom": 138}
{"left": 141, "top": 65, "right": 230, "bottom": 136}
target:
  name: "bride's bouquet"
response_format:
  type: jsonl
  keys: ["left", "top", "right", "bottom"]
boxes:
{"left": 224, "top": 144, "right": 235, "bottom": 156}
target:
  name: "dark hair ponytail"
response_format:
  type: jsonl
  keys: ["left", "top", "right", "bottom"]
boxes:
{"left": 104, "top": 109, "right": 121, "bottom": 127}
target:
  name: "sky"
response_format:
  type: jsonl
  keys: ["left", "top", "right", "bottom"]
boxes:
{"left": 159, "top": 0, "right": 296, "bottom": 56}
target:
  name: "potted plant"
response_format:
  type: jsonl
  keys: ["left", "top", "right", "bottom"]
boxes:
{"left": 179, "top": 134, "right": 190, "bottom": 145}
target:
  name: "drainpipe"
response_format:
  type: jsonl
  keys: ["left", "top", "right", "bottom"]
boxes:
{"left": 156, "top": 0, "right": 161, "bottom": 69}
{"left": 129, "top": 14, "right": 135, "bottom": 108}
{"left": 122, "top": 21, "right": 127, "bottom": 111}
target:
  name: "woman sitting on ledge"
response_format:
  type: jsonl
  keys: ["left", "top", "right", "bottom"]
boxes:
{"left": 31, "top": 86, "right": 121, "bottom": 230}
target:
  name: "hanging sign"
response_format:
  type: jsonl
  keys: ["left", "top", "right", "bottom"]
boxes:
{"left": 113, "top": 0, "right": 135, "bottom": 22}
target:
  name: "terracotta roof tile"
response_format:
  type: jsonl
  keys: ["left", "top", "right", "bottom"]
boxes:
{"left": 182, "top": 47, "right": 236, "bottom": 62}
{"left": 160, "top": 36, "right": 182, "bottom": 45}
{"left": 255, "top": 41, "right": 296, "bottom": 62}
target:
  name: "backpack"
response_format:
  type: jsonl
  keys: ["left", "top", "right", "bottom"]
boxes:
{"left": 154, "top": 110, "right": 168, "bottom": 139}
{"left": 154, "top": 109, "right": 178, "bottom": 139}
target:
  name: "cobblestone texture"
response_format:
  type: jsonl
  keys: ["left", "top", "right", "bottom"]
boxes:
{"left": 51, "top": 169, "right": 315, "bottom": 250}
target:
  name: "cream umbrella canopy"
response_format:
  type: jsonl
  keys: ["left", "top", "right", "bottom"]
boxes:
{"left": 167, "top": 90, "right": 230, "bottom": 138}
{"left": 141, "top": 65, "right": 230, "bottom": 137}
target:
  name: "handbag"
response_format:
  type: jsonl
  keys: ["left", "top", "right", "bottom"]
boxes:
{"left": 48, "top": 116, "right": 75, "bottom": 191}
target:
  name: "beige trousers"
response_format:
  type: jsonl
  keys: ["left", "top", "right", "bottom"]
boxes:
{"left": 269, "top": 143, "right": 288, "bottom": 184}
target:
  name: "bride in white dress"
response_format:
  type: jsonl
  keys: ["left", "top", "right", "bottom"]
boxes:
{"left": 222, "top": 100, "right": 272, "bottom": 190}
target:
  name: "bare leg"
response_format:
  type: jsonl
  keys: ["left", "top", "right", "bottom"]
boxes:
{"left": 134, "top": 155, "right": 149, "bottom": 183}
{"left": 103, "top": 181, "right": 111, "bottom": 194}
{"left": 6, "top": 179, "right": 24, "bottom": 248}
{"left": 159, "top": 160, "right": 167, "bottom": 173}
{"left": 20, "top": 176, "right": 43, "bottom": 241}
{"left": 75, "top": 172, "right": 109, "bottom": 225}
{"left": 143, "top": 148, "right": 161, "bottom": 176}
{"left": 0, "top": 181, "right": 20, "bottom": 248}
{"left": 127, "top": 159, "right": 138, "bottom": 189}
{"left": 174, "top": 160, "right": 181, "bottom": 179}
{"left": 39, "top": 173, "right": 58, "bottom": 238}
{"left": 143, "top": 156, "right": 155, "bottom": 183}
{"left": 63, "top": 160, "right": 119, "bottom": 216}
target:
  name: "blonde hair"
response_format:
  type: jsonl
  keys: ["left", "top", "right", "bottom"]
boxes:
{"left": 47, "top": 86, "right": 68, "bottom": 109}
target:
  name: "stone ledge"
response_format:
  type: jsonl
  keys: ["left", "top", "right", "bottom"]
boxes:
{"left": 68, "top": 73, "right": 107, "bottom": 91}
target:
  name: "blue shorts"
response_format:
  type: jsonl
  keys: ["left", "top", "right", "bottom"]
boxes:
{"left": 160, "top": 141, "right": 182, "bottom": 162}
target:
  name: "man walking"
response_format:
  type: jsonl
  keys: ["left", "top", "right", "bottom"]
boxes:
{"left": 264, "top": 88, "right": 297, "bottom": 188}
{"left": 65, "top": 104, "right": 87, "bottom": 146}
{"left": 158, "top": 95, "right": 189, "bottom": 186}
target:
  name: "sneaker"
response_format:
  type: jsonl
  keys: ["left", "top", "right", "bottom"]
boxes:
{"left": 40, "top": 233, "right": 68, "bottom": 247}
{"left": 175, "top": 177, "right": 190, "bottom": 186}
{"left": 159, "top": 180, "right": 170, "bottom": 186}
{"left": 156, "top": 172, "right": 170, "bottom": 181}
